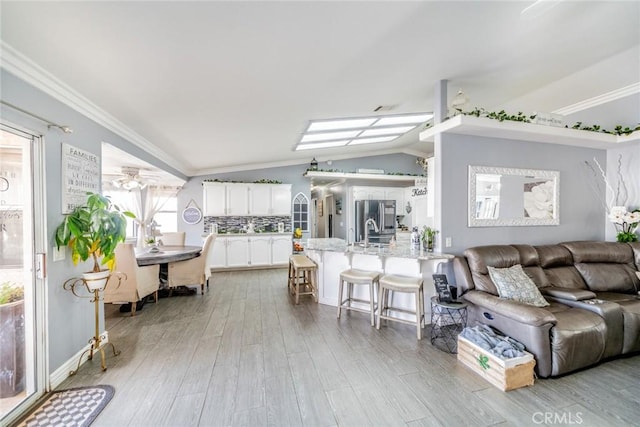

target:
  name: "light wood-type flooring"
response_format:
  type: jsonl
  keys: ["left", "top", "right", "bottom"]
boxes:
{"left": 58, "top": 269, "right": 640, "bottom": 426}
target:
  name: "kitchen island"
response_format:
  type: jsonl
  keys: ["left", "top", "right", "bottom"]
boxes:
{"left": 304, "top": 238, "right": 454, "bottom": 323}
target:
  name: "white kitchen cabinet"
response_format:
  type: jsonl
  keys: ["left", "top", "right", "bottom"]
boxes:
{"left": 369, "top": 187, "right": 386, "bottom": 200}
{"left": 226, "top": 184, "right": 250, "bottom": 216}
{"left": 203, "top": 182, "right": 250, "bottom": 216}
{"left": 249, "top": 236, "right": 271, "bottom": 266}
{"left": 352, "top": 186, "right": 404, "bottom": 207}
{"left": 210, "top": 234, "right": 291, "bottom": 269}
{"left": 226, "top": 237, "right": 249, "bottom": 267}
{"left": 210, "top": 237, "right": 227, "bottom": 268}
{"left": 352, "top": 187, "right": 371, "bottom": 201}
{"left": 203, "top": 183, "right": 227, "bottom": 216}
{"left": 248, "top": 184, "right": 292, "bottom": 216}
{"left": 271, "top": 235, "right": 292, "bottom": 265}
{"left": 352, "top": 186, "right": 386, "bottom": 200}
{"left": 249, "top": 186, "right": 272, "bottom": 215}
{"left": 270, "top": 184, "right": 292, "bottom": 215}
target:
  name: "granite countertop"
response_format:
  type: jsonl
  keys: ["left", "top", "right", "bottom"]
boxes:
{"left": 304, "top": 238, "right": 454, "bottom": 260}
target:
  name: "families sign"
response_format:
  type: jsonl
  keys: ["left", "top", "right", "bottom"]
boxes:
{"left": 62, "top": 143, "right": 100, "bottom": 213}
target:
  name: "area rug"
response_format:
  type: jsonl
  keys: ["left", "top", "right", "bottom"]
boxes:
{"left": 18, "top": 385, "right": 114, "bottom": 427}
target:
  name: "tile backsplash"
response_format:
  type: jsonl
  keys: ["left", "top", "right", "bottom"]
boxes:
{"left": 204, "top": 215, "right": 292, "bottom": 234}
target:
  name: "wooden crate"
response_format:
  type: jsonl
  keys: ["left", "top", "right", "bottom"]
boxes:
{"left": 457, "top": 336, "right": 536, "bottom": 391}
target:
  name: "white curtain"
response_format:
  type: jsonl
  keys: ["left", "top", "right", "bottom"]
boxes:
{"left": 104, "top": 184, "right": 181, "bottom": 248}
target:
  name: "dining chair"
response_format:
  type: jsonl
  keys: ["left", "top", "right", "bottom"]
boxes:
{"left": 104, "top": 243, "right": 160, "bottom": 316}
{"left": 159, "top": 231, "right": 186, "bottom": 246}
{"left": 167, "top": 233, "right": 216, "bottom": 294}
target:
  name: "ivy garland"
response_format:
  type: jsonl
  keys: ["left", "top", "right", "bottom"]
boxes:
{"left": 202, "top": 178, "right": 283, "bottom": 184}
{"left": 304, "top": 168, "right": 421, "bottom": 176}
{"left": 423, "top": 107, "right": 640, "bottom": 137}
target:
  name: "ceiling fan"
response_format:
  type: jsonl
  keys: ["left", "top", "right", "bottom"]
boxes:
{"left": 109, "top": 166, "right": 157, "bottom": 190}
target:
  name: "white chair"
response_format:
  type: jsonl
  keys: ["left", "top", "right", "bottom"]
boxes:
{"left": 167, "top": 233, "right": 216, "bottom": 294}
{"left": 159, "top": 231, "right": 185, "bottom": 246}
{"left": 104, "top": 243, "right": 160, "bottom": 316}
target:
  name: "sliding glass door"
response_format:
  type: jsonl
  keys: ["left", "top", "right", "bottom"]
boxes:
{"left": 0, "top": 124, "right": 46, "bottom": 424}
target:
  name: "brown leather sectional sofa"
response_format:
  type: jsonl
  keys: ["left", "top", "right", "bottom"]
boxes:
{"left": 454, "top": 241, "right": 640, "bottom": 378}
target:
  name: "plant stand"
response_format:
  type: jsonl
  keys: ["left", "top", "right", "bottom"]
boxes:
{"left": 63, "top": 274, "right": 124, "bottom": 375}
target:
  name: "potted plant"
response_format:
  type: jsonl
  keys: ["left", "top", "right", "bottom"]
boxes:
{"left": 422, "top": 226, "right": 438, "bottom": 252}
{"left": 0, "top": 281, "right": 25, "bottom": 397}
{"left": 55, "top": 192, "right": 134, "bottom": 290}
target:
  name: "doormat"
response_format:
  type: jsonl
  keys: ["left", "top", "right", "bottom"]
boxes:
{"left": 18, "top": 385, "right": 114, "bottom": 427}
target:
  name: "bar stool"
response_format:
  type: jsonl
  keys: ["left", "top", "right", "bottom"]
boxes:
{"left": 288, "top": 254, "right": 318, "bottom": 304}
{"left": 376, "top": 274, "right": 425, "bottom": 340}
{"left": 337, "top": 269, "right": 381, "bottom": 326}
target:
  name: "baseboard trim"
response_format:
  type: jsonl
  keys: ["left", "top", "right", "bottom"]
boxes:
{"left": 49, "top": 331, "right": 109, "bottom": 389}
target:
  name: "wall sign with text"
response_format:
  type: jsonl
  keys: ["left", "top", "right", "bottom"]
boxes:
{"left": 61, "top": 143, "right": 100, "bottom": 213}
{"left": 182, "top": 199, "right": 203, "bottom": 224}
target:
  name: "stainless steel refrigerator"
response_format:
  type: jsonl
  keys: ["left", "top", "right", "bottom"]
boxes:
{"left": 354, "top": 199, "right": 396, "bottom": 244}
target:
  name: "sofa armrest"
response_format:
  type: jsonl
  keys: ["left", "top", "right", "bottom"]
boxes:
{"left": 463, "top": 290, "right": 556, "bottom": 327}
{"left": 540, "top": 287, "right": 596, "bottom": 301}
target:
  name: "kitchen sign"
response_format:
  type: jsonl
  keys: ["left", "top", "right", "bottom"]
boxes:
{"left": 61, "top": 143, "right": 100, "bottom": 213}
{"left": 411, "top": 177, "right": 427, "bottom": 198}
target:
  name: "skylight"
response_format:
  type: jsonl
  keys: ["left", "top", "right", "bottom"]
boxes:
{"left": 295, "top": 112, "right": 433, "bottom": 151}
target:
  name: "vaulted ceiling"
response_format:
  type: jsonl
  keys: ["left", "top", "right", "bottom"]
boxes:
{"left": 1, "top": 1, "right": 639, "bottom": 176}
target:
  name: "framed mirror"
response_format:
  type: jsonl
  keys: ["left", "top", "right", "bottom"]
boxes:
{"left": 468, "top": 165, "right": 559, "bottom": 227}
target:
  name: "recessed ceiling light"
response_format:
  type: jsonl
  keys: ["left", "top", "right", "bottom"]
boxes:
{"left": 296, "top": 140, "right": 350, "bottom": 150}
{"left": 308, "top": 118, "right": 377, "bottom": 131}
{"left": 374, "top": 114, "right": 433, "bottom": 126}
{"left": 359, "top": 126, "right": 415, "bottom": 137}
{"left": 348, "top": 136, "right": 399, "bottom": 145}
{"left": 301, "top": 130, "right": 362, "bottom": 143}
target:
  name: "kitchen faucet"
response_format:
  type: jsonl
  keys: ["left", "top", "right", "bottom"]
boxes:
{"left": 364, "top": 218, "right": 379, "bottom": 248}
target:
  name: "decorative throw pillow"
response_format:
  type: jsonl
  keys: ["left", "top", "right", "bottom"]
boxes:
{"left": 487, "top": 264, "right": 550, "bottom": 307}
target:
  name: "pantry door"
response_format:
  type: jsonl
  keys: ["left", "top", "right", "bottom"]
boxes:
{"left": 0, "top": 124, "right": 47, "bottom": 425}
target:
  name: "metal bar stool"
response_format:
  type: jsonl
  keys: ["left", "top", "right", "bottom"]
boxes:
{"left": 337, "top": 269, "right": 381, "bottom": 326}
{"left": 376, "top": 274, "right": 425, "bottom": 340}
{"left": 288, "top": 254, "right": 318, "bottom": 304}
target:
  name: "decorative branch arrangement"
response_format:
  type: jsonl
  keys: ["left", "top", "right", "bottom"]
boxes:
{"left": 584, "top": 155, "right": 638, "bottom": 242}
{"left": 583, "top": 154, "right": 628, "bottom": 212}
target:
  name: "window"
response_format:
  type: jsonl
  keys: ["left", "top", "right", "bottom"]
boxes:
{"left": 102, "top": 190, "right": 178, "bottom": 237}
{"left": 292, "top": 193, "right": 309, "bottom": 232}
{"left": 153, "top": 195, "right": 177, "bottom": 233}
{"left": 103, "top": 190, "right": 138, "bottom": 238}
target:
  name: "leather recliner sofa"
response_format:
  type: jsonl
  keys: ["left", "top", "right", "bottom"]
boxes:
{"left": 453, "top": 241, "right": 640, "bottom": 378}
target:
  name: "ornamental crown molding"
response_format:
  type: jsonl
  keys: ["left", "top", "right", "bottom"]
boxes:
{"left": 0, "top": 41, "right": 189, "bottom": 175}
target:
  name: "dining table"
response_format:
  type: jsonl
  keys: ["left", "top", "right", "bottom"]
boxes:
{"left": 130, "top": 245, "right": 204, "bottom": 303}
{"left": 135, "top": 245, "right": 202, "bottom": 266}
